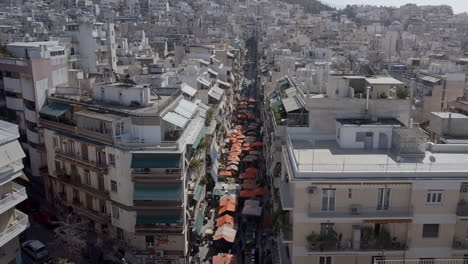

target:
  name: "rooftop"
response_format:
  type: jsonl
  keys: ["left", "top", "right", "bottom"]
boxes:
{"left": 336, "top": 117, "right": 403, "bottom": 126}
{"left": 432, "top": 112, "right": 468, "bottom": 119}
{"left": 365, "top": 76, "right": 404, "bottom": 85}
{"left": 286, "top": 138, "right": 468, "bottom": 178}
{"left": 0, "top": 121, "right": 19, "bottom": 145}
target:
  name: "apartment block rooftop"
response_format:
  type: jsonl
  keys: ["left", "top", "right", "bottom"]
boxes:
{"left": 0, "top": 120, "right": 19, "bottom": 144}
{"left": 50, "top": 82, "right": 181, "bottom": 116}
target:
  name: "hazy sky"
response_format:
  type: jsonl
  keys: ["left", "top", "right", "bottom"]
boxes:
{"left": 321, "top": 0, "right": 468, "bottom": 14}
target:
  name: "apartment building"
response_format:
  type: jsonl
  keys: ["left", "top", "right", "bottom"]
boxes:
{"left": 63, "top": 22, "right": 117, "bottom": 75}
{"left": 0, "top": 121, "right": 29, "bottom": 264}
{"left": 40, "top": 82, "right": 207, "bottom": 264}
{"left": 0, "top": 41, "right": 68, "bottom": 178}
{"left": 264, "top": 76, "right": 468, "bottom": 264}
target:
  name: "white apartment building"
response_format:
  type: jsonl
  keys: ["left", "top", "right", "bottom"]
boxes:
{"left": 264, "top": 76, "right": 468, "bottom": 264}
{"left": 40, "top": 83, "right": 207, "bottom": 264}
{"left": 64, "top": 22, "right": 117, "bottom": 75}
{"left": 0, "top": 41, "right": 68, "bottom": 178}
{"left": 0, "top": 121, "right": 29, "bottom": 264}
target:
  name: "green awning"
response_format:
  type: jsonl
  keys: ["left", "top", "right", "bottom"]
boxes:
{"left": 39, "top": 103, "right": 70, "bottom": 119}
{"left": 193, "top": 185, "right": 204, "bottom": 201}
{"left": 136, "top": 212, "right": 181, "bottom": 225}
{"left": 194, "top": 212, "right": 204, "bottom": 234}
{"left": 213, "top": 188, "right": 238, "bottom": 196}
{"left": 131, "top": 154, "right": 180, "bottom": 168}
{"left": 192, "top": 126, "right": 207, "bottom": 149}
{"left": 134, "top": 184, "right": 182, "bottom": 200}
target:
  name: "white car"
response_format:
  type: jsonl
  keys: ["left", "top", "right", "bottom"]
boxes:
{"left": 22, "top": 240, "right": 49, "bottom": 260}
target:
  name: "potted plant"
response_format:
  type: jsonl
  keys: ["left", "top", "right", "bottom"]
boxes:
{"left": 321, "top": 229, "right": 340, "bottom": 250}
{"left": 375, "top": 229, "right": 392, "bottom": 249}
{"left": 306, "top": 232, "right": 321, "bottom": 250}
{"left": 360, "top": 226, "right": 375, "bottom": 249}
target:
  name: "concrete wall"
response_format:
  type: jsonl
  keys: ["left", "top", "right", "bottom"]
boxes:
{"left": 337, "top": 123, "right": 395, "bottom": 149}
{"left": 307, "top": 98, "right": 411, "bottom": 134}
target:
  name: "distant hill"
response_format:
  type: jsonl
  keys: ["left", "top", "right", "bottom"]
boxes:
{"left": 280, "top": 0, "right": 335, "bottom": 14}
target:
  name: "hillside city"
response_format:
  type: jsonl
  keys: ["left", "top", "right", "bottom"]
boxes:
{"left": 1, "top": 0, "right": 468, "bottom": 264}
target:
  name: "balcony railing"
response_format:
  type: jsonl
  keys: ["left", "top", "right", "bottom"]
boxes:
{"left": 131, "top": 169, "right": 182, "bottom": 181}
{"left": 308, "top": 206, "right": 413, "bottom": 219}
{"left": 56, "top": 172, "right": 109, "bottom": 199}
{"left": 456, "top": 203, "right": 468, "bottom": 217}
{"left": 307, "top": 240, "right": 407, "bottom": 253}
{"left": 40, "top": 118, "right": 114, "bottom": 144}
{"left": 374, "top": 260, "right": 468, "bottom": 264}
{"left": 0, "top": 182, "right": 28, "bottom": 214}
{"left": 55, "top": 149, "right": 108, "bottom": 173}
{"left": 0, "top": 210, "right": 29, "bottom": 247}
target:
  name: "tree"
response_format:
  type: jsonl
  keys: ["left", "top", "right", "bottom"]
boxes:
{"left": 396, "top": 87, "right": 409, "bottom": 99}
{"left": 205, "top": 108, "right": 214, "bottom": 126}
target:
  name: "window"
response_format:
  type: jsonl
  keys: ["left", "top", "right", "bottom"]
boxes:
{"left": 50, "top": 50, "right": 65, "bottom": 56}
{"left": 84, "top": 170, "right": 91, "bottom": 186}
{"left": 146, "top": 236, "right": 155, "bottom": 248}
{"left": 320, "top": 224, "right": 334, "bottom": 237}
{"left": 377, "top": 188, "right": 390, "bottom": 210}
{"left": 60, "top": 183, "right": 66, "bottom": 193}
{"left": 319, "top": 256, "right": 332, "bottom": 264}
{"left": 356, "top": 132, "right": 366, "bottom": 142}
{"left": 116, "top": 227, "right": 123, "bottom": 240}
{"left": 321, "top": 189, "right": 335, "bottom": 212}
{"left": 422, "top": 224, "right": 439, "bottom": 238}
{"left": 426, "top": 190, "right": 443, "bottom": 204}
{"left": 100, "top": 200, "right": 107, "bottom": 214}
{"left": 112, "top": 206, "right": 119, "bottom": 219}
{"left": 108, "top": 154, "right": 116, "bottom": 167}
{"left": 348, "top": 188, "right": 352, "bottom": 199}
{"left": 419, "top": 259, "right": 435, "bottom": 264}
{"left": 111, "top": 180, "right": 118, "bottom": 192}
{"left": 53, "top": 137, "right": 58, "bottom": 148}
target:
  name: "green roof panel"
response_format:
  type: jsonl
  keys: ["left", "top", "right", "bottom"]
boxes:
{"left": 193, "top": 185, "right": 204, "bottom": 201}
{"left": 194, "top": 212, "right": 204, "bottom": 234}
{"left": 131, "top": 154, "right": 180, "bottom": 168}
{"left": 134, "top": 184, "right": 182, "bottom": 200}
{"left": 39, "top": 103, "right": 70, "bottom": 119}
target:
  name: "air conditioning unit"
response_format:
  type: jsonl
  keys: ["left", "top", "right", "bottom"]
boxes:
{"left": 155, "top": 250, "right": 164, "bottom": 257}
{"left": 307, "top": 186, "right": 317, "bottom": 194}
{"left": 350, "top": 204, "right": 362, "bottom": 215}
{"left": 461, "top": 186, "right": 468, "bottom": 193}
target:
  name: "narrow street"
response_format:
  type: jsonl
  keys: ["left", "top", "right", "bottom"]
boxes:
{"left": 205, "top": 34, "right": 275, "bottom": 264}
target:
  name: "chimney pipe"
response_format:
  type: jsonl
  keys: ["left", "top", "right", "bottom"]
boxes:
{"left": 365, "top": 86, "right": 371, "bottom": 114}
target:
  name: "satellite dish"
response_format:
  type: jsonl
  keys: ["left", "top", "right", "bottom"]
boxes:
{"left": 429, "top": 156, "right": 436, "bottom": 163}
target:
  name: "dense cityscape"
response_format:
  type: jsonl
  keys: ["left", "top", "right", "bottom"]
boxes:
{"left": 1, "top": 0, "right": 468, "bottom": 264}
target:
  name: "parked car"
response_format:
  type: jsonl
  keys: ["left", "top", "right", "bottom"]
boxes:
{"left": 33, "top": 210, "right": 59, "bottom": 229}
{"left": 22, "top": 240, "right": 49, "bottom": 260}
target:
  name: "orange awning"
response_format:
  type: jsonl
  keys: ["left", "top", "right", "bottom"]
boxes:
{"left": 213, "top": 224, "right": 237, "bottom": 243}
{"left": 242, "top": 179, "right": 256, "bottom": 184}
{"left": 228, "top": 156, "right": 240, "bottom": 161}
{"left": 240, "top": 173, "right": 256, "bottom": 179}
{"left": 241, "top": 182, "right": 258, "bottom": 190}
{"left": 218, "top": 203, "right": 237, "bottom": 215}
{"left": 213, "top": 253, "right": 236, "bottom": 264}
{"left": 220, "top": 199, "right": 237, "bottom": 207}
{"left": 219, "top": 171, "right": 233, "bottom": 177}
{"left": 245, "top": 168, "right": 259, "bottom": 174}
{"left": 253, "top": 187, "right": 271, "bottom": 196}
{"left": 216, "top": 215, "right": 235, "bottom": 227}
{"left": 240, "top": 190, "right": 256, "bottom": 198}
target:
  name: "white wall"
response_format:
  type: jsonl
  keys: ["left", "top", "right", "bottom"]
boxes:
{"left": 337, "top": 123, "right": 396, "bottom": 149}
{"left": 130, "top": 125, "right": 162, "bottom": 142}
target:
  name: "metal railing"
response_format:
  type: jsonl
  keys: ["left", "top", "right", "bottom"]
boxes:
{"left": 374, "top": 260, "right": 468, "bottom": 264}
{"left": 308, "top": 206, "right": 413, "bottom": 218}
{"left": 456, "top": 203, "right": 468, "bottom": 216}
{"left": 0, "top": 210, "right": 29, "bottom": 246}
{"left": 0, "top": 182, "right": 27, "bottom": 212}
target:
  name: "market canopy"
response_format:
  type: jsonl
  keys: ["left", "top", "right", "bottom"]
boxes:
{"left": 241, "top": 182, "right": 258, "bottom": 190}
{"left": 245, "top": 168, "right": 259, "bottom": 174}
{"left": 240, "top": 190, "right": 256, "bottom": 198}
{"left": 213, "top": 224, "right": 237, "bottom": 243}
{"left": 240, "top": 173, "right": 256, "bottom": 179}
{"left": 225, "top": 165, "right": 238, "bottom": 171}
{"left": 218, "top": 203, "right": 237, "bottom": 215}
{"left": 253, "top": 187, "right": 271, "bottom": 196}
{"left": 216, "top": 215, "right": 235, "bottom": 227}
{"left": 219, "top": 171, "right": 233, "bottom": 177}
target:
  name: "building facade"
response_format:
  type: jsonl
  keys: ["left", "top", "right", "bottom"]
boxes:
{"left": 0, "top": 120, "right": 29, "bottom": 264}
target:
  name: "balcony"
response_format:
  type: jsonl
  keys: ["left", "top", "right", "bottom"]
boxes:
{"left": 0, "top": 210, "right": 29, "bottom": 248}
{"left": 39, "top": 118, "right": 114, "bottom": 144}
{"left": 56, "top": 172, "right": 109, "bottom": 199}
{"left": 456, "top": 202, "right": 468, "bottom": 218}
{"left": 0, "top": 182, "right": 28, "bottom": 214}
{"left": 5, "top": 96, "right": 23, "bottom": 111}
{"left": 131, "top": 168, "right": 182, "bottom": 183}
{"left": 24, "top": 107, "right": 37, "bottom": 123}
{"left": 72, "top": 201, "right": 110, "bottom": 224}
{"left": 308, "top": 206, "right": 413, "bottom": 220}
{"left": 55, "top": 150, "right": 108, "bottom": 174}
{"left": 4, "top": 77, "right": 22, "bottom": 93}
{"left": 26, "top": 127, "right": 40, "bottom": 144}
{"left": 135, "top": 212, "right": 183, "bottom": 234}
